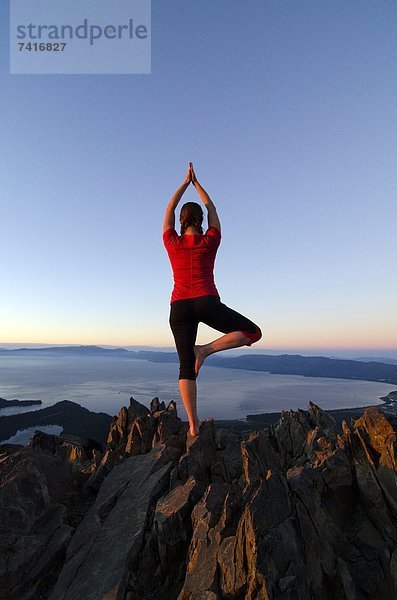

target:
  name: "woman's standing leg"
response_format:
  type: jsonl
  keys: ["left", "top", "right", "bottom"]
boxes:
{"left": 170, "top": 300, "right": 201, "bottom": 436}
{"left": 178, "top": 379, "right": 200, "bottom": 436}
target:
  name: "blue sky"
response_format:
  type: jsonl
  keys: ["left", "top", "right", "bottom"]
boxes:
{"left": 1, "top": 1, "right": 396, "bottom": 352}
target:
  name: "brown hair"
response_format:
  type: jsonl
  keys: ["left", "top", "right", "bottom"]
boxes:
{"left": 180, "top": 202, "right": 204, "bottom": 235}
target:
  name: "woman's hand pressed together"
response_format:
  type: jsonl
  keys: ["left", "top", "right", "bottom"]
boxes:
{"left": 190, "top": 162, "right": 198, "bottom": 185}
{"left": 184, "top": 163, "right": 192, "bottom": 186}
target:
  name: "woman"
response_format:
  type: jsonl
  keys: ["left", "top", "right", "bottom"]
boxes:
{"left": 163, "top": 163, "right": 262, "bottom": 437}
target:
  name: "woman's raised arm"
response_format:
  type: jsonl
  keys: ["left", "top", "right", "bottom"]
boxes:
{"left": 163, "top": 165, "right": 192, "bottom": 233}
{"left": 190, "top": 163, "right": 221, "bottom": 232}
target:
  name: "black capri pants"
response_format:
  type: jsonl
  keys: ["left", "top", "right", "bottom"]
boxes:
{"left": 169, "top": 294, "right": 262, "bottom": 380}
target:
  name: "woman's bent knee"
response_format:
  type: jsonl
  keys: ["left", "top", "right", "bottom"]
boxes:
{"left": 240, "top": 325, "right": 262, "bottom": 347}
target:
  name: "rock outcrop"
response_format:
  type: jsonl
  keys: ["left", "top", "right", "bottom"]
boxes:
{"left": 1, "top": 398, "right": 397, "bottom": 600}
{"left": 0, "top": 444, "right": 78, "bottom": 599}
{"left": 50, "top": 447, "right": 173, "bottom": 600}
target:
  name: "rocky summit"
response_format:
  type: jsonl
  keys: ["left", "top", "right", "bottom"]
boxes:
{"left": 1, "top": 397, "right": 397, "bottom": 600}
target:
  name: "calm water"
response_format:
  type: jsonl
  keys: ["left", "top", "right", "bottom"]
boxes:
{"left": 4, "top": 425, "right": 63, "bottom": 445}
{"left": 0, "top": 355, "right": 395, "bottom": 426}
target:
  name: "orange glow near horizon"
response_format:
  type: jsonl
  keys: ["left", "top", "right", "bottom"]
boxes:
{"left": 1, "top": 316, "right": 396, "bottom": 351}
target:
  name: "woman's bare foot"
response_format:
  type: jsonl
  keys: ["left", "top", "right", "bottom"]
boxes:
{"left": 194, "top": 345, "right": 209, "bottom": 376}
{"left": 189, "top": 418, "right": 201, "bottom": 437}
{"left": 187, "top": 417, "right": 214, "bottom": 439}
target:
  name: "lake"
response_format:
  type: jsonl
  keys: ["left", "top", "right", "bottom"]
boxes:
{"left": 0, "top": 355, "right": 395, "bottom": 425}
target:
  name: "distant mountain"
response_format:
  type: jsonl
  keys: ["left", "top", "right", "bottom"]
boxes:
{"left": 0, "top": 345, "right": 129, "bottom": 356}
{"left": 0, "top": 397, "right": 42, "bottom": 408}
{"left": 208, "top": 353, "right": 397, "bottom": 384}
{"left": 1, "top": 346, "right": 397, "bottom": 385}
{"left": 354, "top": 356, "right": 397, "bottom": 366}
{"left": 0, "top": 345, "right": 178, "bottom": 361}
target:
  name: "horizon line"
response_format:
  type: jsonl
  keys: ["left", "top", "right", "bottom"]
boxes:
{"left": 1, "top": 342, "right": 397, "bottom": 356}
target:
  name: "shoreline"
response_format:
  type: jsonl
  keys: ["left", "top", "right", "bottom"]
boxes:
{"left": 1, "top": 391, "right": 396, "bottom": 444}
{"left": 0, "top": 397, "right": 42, "bottom": 409}
{"left": 214, "top": 390, "right": 397, "bottom": 433}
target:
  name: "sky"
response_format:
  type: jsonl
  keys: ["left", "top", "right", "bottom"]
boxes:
{"left": 1, "top": 1, "right": 397, "bottom": 354}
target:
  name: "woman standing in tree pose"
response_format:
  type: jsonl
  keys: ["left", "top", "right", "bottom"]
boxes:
{"left": 163, "top": 163, "right": 262, "bottom": 437}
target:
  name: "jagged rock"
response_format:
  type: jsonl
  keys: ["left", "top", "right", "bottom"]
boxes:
{"left": 30, "top": 430, "right": 103, "bottom": 465}
{"left": 88, "top": 397, "right": 187, "bottom": 492}
{"left": 49, "top": 446, "right": 173, "bottom": 600}
{"left": 238, "top": 405, "right": 397, "bottom": 599}
{"left": 0, "top": 445, "right": 77, "bottom": 600}
{"left": 83, "top": 447, "right": 124, "bottom": 494}
{"left": 150, "top": 397, "right": 166, "bottom": 413}
{"left": 153, "top": 407, "right": 184, "bottom": 445}
{"left": 106, "top": 397, "right": 150, "bottom": 451}
{"left": 241, "top": 429, "right": 282, "bottom": 485}
{"left": 177, "top": 404, "right": 397, "bottom": 600}
{"left": 273, "top": 403, "right": 340, "bottom": 470}
{"left": 106, "top": 405, "right": 129, "bottom": 449}
{"left": 128, "top": 476, "right": 205, "bottom": 599}
{"left": 285, "top": 452, "right": 355, "bottom": 599}
{"left": 177, "top": 420, "right": 219, "bottom": 482}
{"left": 178, "top": 483, "right": 245, "bottom": 599}
{"left": 308, "top": 400, "right": 337, "bottom": 435}
{"left": 178, "top": 483, "right": 232, "bottom": 598}
{"left": 126, "top": 414, "right": 157, "bottom": 455}
{"left": 167, "top": 400, "right": 177, "bottom": 413}
{"left": 2, "top": 400, "right": 397, "bottom": 600}
{"left": 106, "top": 396, "right": 183, "bottom": 461}
{"left": 128, "top": 424, "right": 245, "bottom": 598}
{"left": 354, "top": 406, "right": 397, "bottom": 485}
{"left": 213, "top": 427, "right": 243, "bottom": 483}
{"left": 129, "top": 396, "right": 151, "bottom": 420}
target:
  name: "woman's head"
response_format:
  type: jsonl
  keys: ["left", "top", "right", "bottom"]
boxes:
{"left": 180, "top": 202, "right": 204, "bottom": 235}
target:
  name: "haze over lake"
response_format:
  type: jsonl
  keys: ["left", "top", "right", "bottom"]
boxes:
{"left": 0, "top": 355, "right": 395, "bottom": 422}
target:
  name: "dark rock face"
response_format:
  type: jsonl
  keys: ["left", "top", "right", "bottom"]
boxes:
{"left": 1, "top": 399, "right": 397, "bottom": 600}
{"left": 0, "top": 444, "right": 78, "bottom": 599}
{"left": 49, "top": 447, "right": 173, "bottom": 600}
{"left": 85, "top": 396, "right": 186, "bottom": 493}
{"left": 127, "top": 402, "right": 397, "bottom": 600}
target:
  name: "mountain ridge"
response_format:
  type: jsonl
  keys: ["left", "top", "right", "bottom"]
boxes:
{"left": 1, "top": 345, "right": 397, "bottom": 385}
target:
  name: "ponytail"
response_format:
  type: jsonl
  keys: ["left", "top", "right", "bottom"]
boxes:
{"left": 180, "top": 202, "right": 204, "bottom": 235}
